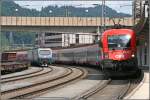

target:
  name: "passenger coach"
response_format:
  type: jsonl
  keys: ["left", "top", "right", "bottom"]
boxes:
{"left": 53, "top": 29, "right": 140, "bottom": 77}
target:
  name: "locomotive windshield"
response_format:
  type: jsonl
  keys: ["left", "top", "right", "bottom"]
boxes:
{"left": 39, "top": 50, "right": 51, "bottom": 55}
{"left": 108, "top": 34, "right": 131, "bottom": 50}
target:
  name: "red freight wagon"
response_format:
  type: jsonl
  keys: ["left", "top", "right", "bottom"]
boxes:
{"left": 2, "top": 52, "right": 17, "bottom": 62}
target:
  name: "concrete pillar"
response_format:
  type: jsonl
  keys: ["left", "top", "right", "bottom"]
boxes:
{"left": 9, "top": 32, "right": 13, "bottom": 48}
{"left": 37, "top": 32, "right": 41, "bottom": 47}
{"left": 41, "top": 32, "right": 45, "bottom": 47}
{"left": 37, "top": 32, "right": 45, "bottom": 48}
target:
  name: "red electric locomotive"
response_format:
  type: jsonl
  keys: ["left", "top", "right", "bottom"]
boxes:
{"left": 100, "top": 29, "right": 139, "bottom": 76}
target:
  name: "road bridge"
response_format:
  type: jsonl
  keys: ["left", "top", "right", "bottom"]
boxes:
{"left": 1, "top": 16, "right": 133, "bottom": 33}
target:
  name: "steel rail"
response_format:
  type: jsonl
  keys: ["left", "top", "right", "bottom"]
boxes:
{"left": 16, "top": 67, "right": 87, "bottom": 99}
{"left": 1, "top": 67, "right": 53, "bottom": 84}
{"left": 2, "top": 67, "right": 43, "bottom": 80}
{"left": 1, "top": 69, "right": 75, "bottom": 99}
{"left": 72, "top": 79, "right": 111, "bottom": 100}
{"left": 117, "top": 80, "right": 131, "bottom": 99}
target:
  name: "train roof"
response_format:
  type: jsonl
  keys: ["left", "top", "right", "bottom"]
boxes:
{"left": 102, "top": 29, "right": 135, "bottom": 36}
{"left": 2, "top": 52, "right": 17, "bottom": 53}
{"left": 37, "top": 48, "right": 52, "bottom": 50}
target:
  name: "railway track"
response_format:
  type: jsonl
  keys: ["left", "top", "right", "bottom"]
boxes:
{"left": 1, "top": 65, "right": 87, "bottom": 99}
{"left": 2, "top": 67, "right": 43, "bottom": 80}
{"left": 73, "top": 79, "right": 141, "bottom": 100}
{"left": 2, "top": 64, "right": 142, "bottom": 100}
{"left": 1, "top": 67, "right": 52, "bottom": 84}
{"left": 73, "top": 79, "right": 111, "bottom": 100}
{"left": 32, "top": 66, "right": 108, "bottom": 99}
{"left": 75, "top": 74, "right": 143, "bottom": 100}
{"left": 33, "top": 66, "right": 141, "bottom": 100}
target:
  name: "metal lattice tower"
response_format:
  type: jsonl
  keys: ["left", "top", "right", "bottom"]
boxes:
{"left": 133, "top": 0, "right": 145, "bottom": 24}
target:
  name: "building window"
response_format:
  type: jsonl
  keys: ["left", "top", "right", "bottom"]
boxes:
{"left": 45, "top": 33, "right": 58, "bottom": 36}
{"left": 35, "top": 34, "right": 38, "bottom": 37}
{"left": 76, "top": 34, "right": 79, "bottom": 44}
{"left": 35, "top": 40, "right": 38, "bottom": 44}
{"left": 45, "top": 38, "right": 62, "bottom": 44}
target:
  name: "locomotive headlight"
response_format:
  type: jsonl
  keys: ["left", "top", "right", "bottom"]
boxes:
{"left": 126, "top": 34, "right": 131, "bottom": 39}
{"left": 131, "top": 54, "right": 135, "bottom": 58}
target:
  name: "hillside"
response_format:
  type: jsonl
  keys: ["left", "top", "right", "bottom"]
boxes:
{"left": 2, "top": 0, "right": 131, "bottom": 17}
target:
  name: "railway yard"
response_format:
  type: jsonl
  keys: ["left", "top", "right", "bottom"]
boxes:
{"left": 1, "top": 64, "right": 149, "bottom": 100}
{"left": 1, "top": 0, "right": 149, "bottom": 100}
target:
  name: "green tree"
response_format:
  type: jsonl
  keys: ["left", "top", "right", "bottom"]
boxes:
{"left": 0, "top": 33, "right": 9, "bottom": 51}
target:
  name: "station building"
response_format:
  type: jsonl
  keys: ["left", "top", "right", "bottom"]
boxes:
{"left": 35, "top": 32, "right": 95, "bottom": 48}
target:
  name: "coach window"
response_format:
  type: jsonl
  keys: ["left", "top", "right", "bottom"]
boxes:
{"left": 76, "top": 34, "right": 79, "bottom": 44}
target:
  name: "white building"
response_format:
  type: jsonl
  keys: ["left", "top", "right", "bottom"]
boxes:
{"left": 35, "top": 32, "right": 97, "bottom": 48}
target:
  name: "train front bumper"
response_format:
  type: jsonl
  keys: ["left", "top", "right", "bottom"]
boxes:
{"left": 101, "top": 58, "right": 138, "bottom": 71}
{"left": 39, "top": 58, "right": 52, "bottom": 65}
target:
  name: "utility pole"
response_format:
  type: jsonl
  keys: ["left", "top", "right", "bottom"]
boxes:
{"left": 9, "top": 32, "right": 13, "bottom": 49}
{"left": 101, "top": 0, "right": 106, "bottom": 33}
{"left": 65, "top": 5, "right": 68, "bottom": 17}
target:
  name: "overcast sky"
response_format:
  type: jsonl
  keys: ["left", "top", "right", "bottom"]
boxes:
{"left": 14, "top": 0, "right": 133, "bottom": 14}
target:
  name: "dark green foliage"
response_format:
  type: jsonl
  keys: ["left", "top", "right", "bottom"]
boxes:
{"left": 1, "top": 0, "right": 39, "bottom": 16}
{"left": 0, "top": 33, "right": 9, "bottom": 51}
{"left": 12, "top": 32, "right": 36, "bottom": 44}
{"left": 4, "top": 32, "right": 36, "bottom": 44}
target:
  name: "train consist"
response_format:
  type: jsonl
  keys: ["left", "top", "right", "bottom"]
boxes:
{"left": 53, "top": 44, "right": 100, "bottom": 66}
{"left": 1, "top": 29, "right": 140, "bottom": 76}
{"left": 28, "top": 48, "right": 53, "bottom": 67}
{"left": 1, "top": 48, "right": 53, "bottom": 74}
{"left": 53, "top": 29, "right": 140, "bottom": 76}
